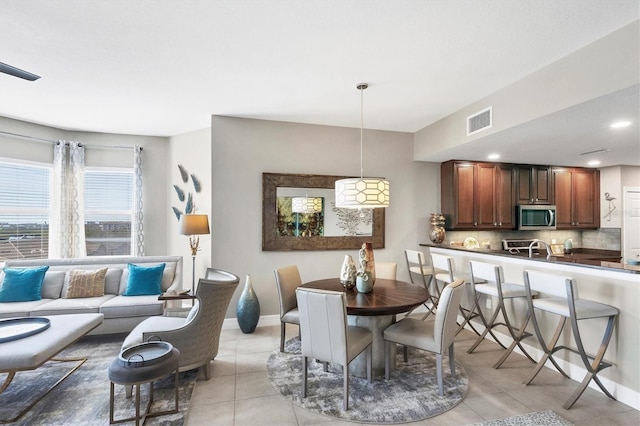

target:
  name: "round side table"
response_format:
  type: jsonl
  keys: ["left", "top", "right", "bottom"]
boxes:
{"left": 108, "top": 347, "right": 180, "bottom": 425}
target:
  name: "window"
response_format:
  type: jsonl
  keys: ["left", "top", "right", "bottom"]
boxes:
{"left": 84, "top": 168, "right": 133, "bottom": 256}
{"left": 0, "top": 160, "right": 51, "bottom": 261}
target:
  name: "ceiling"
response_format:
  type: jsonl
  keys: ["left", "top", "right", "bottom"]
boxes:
{"left": 0, "top": 1, "right": 638, "bottom": 166}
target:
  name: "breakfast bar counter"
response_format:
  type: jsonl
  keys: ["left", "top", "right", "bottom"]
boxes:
{"left": 420, "top": 243, "right": 640, "bottom": 411}
{"left": 420, "top": 243, "right": 637, "bottom": 274}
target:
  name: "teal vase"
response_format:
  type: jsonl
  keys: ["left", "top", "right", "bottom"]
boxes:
{"left": 237, "top": 275, "right": 260, "bottom": 333}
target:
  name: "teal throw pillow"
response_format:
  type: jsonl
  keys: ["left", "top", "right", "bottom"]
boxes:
{"left": 0, "top": 266, "right": 50, "bottom": 302}
{"left": 123, "top": 263, "right": 165, "bottom": 296}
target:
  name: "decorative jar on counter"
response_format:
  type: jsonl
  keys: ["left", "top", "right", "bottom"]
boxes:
{"left": 429, "top": 213, "right": 446, "bottom": 244}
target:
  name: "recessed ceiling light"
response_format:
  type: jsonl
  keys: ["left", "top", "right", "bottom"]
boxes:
{"left": 588, "top": 160, "right": 601, "bottom": 166}
{"left": 610, "top": 120, "right": 632, "bottom": 129}
{"left": 487, "top": 153, "right": 500, "bottom": 160}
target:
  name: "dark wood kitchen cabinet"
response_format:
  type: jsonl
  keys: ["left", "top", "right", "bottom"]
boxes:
{"left": 441, "top": 161, "right": 515, "bottom": 230}
{"left": 552, "top": 167, "right": 600, "bottom": 229}
{"left": 516, "top": 165, "right": 553, "bottom": 204}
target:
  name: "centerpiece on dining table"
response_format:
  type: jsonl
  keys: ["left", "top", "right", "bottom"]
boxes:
{"left": 356, "top": 242, "right": 376, "bottom": 293}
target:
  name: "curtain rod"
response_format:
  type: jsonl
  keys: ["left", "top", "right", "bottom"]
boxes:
{"left": 0, "top": 130, "right": 142, "bottom": 151}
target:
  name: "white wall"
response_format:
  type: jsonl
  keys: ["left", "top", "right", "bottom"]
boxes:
{"left": 211, "top": 116, "right": 439, "bottom": 317}
{"left": 167, "top": 127, "right": 212, "bottom": 290}
{"left": 414, "top": 21, "right": 639, "bottom": 160}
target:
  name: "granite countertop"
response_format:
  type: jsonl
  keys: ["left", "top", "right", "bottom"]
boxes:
{"left": 420, "top": 243, "right": 639, "bottom": 274}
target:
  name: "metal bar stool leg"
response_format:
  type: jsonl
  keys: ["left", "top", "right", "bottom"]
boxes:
{"left": 563, "top": 313, "right": 618, "bottom": 409}
{"left": 525, "top": 316, "right": 570, "bottom": 384}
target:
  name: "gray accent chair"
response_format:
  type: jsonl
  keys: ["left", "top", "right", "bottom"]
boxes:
{"left": 383, "top": 279, "right": 465, "bottom": 396}
{"left": 274, "top": 265, "right": 302, "bottom": 352}
{"left": 296, "top": 288, "right": 373, "bottom": 410}
{"left": 121, "top": 269, "right": 239, "bottom": 381}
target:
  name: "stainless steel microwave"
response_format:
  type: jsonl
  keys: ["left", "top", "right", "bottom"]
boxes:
{"left": 517, "top": 205, "right": 556, "bottom": 230}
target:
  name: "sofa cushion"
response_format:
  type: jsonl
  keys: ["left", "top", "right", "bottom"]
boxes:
{"left": 63, "top": 268, "right": 108, "bottom": 299}
{"left": 0, "top": 299, "right": 52, "bottom": 319}
{"left": 30, "top": 295, "right": 115, "bottom": 316}
{"left": 0, "top": 266, "right": 49, "bottom": 302}
{"left": 104, "top": 268, "right": 124, "bottom": 295}
{"left": 119, "top": 263, "right": 177, "bottom": 294}
{"left": 41, "top": 271, "right": 66, "bottom": 299}
{"left": 123, "top": 263, "right": 165, "bottom": 296}
{"left": 99, "top": 295, "right": 164, "bottom": 319}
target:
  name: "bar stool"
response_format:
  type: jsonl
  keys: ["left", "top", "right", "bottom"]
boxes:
{"left": 466, "top": 260, "right": 537, "bottom": 368}
{"left": 523, "top": 270, "right": 619, "bottom": 409}
{"left": 430, "top": 253, "right": 481, "bottom": 336}
{"left": 404, "top": 249, "right": 447, "bottom": 319}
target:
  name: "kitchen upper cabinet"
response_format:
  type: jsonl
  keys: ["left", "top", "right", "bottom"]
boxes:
{"left": 516, "top": 165, "right": 553, "bottom": 204}
{"left": 552, "top": 167, "right": 600, "bottom": 229}
{"left": 441, "top": 161, "right": 515, "bottom": 230}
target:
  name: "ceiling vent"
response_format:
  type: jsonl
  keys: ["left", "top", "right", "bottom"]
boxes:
{"left": 467, "top": 106, "right": 492, "bottom": 136}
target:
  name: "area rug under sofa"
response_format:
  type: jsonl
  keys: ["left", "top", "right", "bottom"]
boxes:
{"left": 0, "top": 334, "right": 196, "bottom": 426}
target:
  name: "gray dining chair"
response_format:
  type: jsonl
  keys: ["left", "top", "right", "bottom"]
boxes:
{"left": 274, "top": 265, "right": 302, "bottom": 352}
{"left": 383, "top": 279, "right": 465, "bottom": 396}
{"left": 296, "top": 287, "right": 372, "bottom": 410}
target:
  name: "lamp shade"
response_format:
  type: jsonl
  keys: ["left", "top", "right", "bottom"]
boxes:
{"left": 335, "top": 178, "right": 390, "bottom": 208}
{"left": 180, "top": 214, "right": 210, "bottom": 235}
{"left": 291, "top": 197, "right": 323, "bottom": 214}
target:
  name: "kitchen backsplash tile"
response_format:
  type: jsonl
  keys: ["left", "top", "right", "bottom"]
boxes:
{"left": 440, "top": 228, "right": 621, "bottom": 252}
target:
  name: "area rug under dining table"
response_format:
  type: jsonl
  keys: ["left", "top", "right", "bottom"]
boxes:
{"left": 267, "top": 337, "right": 468, "bottom": 424}
{"left": 0, "top": 334, "right": 196, "bottom": 426}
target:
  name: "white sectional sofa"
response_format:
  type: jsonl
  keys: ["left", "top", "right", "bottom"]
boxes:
{"left": 0, "top": 256, "right": 183, "bottom": 335}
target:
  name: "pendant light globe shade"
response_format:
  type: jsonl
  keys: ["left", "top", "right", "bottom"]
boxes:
{"left": 291, "top": 196, "right": 323, "bottom": 214}
{"left": 335, "top": 177, "right": 390, "bottom": 208}
{"left": 334, "top": 82, "right": 390, "bottom": 209}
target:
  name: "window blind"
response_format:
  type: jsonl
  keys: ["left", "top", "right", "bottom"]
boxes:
{"left": 0, "top": 160, "right": 51, "bottom": 260}
{"left": 84, "top": 168, "right": 133, "bottom": 256}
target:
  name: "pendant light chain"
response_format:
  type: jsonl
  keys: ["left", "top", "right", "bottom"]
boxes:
{"left": 358, "top": 83, "right": 367, "bottom": 179}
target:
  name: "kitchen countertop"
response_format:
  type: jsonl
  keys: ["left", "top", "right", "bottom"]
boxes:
{"left": 420, "top": 243, "right": 639, "bottom": 274}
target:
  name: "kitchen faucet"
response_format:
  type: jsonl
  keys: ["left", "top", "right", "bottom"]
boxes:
{"left": 528, "top": 239, "right": 552, "bottom": 259}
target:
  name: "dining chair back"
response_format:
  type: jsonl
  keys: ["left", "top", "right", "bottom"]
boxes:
{"left": 383, "top": 279, "right": 465, "bottom": 395}
{"left": 523, "top": 270, "right": 619, "bottom": 409}
{"left": 274, "top": 265, "right": 302, "bottom": 352}
{"left": 375, "top": 262, "right": 397, "bottom": 280}
{"left": 296, "top": 287, "right": 372, "bottom": 410}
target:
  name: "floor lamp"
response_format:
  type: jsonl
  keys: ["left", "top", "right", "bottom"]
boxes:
{"left": 180, "top": 214, "right": 210, "bottom": 294}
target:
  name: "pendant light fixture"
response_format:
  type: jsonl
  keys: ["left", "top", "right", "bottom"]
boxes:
{"left": 335, "top": 83, "right": 390, "bottom": 208}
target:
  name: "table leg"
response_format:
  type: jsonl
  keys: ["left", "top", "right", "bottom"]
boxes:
{"left": 347, "top": 314, "right": 395, "bottom": 377}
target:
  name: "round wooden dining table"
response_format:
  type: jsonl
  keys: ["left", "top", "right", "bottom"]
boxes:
{"left": 300, "top": 278, "right": 429, "bottom": 377}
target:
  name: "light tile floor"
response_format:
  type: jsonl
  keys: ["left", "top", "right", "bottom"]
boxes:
{"left": 185, "top": 320, "right": 639, "bottom": 426}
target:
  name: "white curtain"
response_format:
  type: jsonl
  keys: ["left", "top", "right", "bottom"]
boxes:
{"left": 48, "top": 141, "right": 86, "bottom": 258}
{"left": 131, "top": 145, "right": 145, "bottom": 256}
